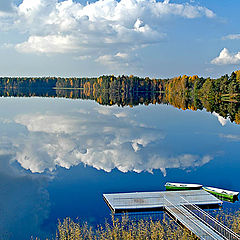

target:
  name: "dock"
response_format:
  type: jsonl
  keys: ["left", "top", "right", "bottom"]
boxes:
{"left": 103, "top": 190, "right": 222, "bottom": 213}
{"left": 103, "top": 190, "right": 240, "bottom": 240}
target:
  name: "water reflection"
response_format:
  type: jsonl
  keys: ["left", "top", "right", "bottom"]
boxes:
{"left": 0, "top": 97, "right": 240, "bottom": 239}
{"left": 0, "top": 105, "right": 212, "bottom": 176}
{"left": 212, "top": 112, "right": 230, "bottom": 126}
{"left": 1, "top": 86, "right": 240, "bottom": 126}
{"left": 220, "top": 133, "right": 240, "bottom": 141}
{"left": 0, "top": 153, "right": 50, "bottom": 239}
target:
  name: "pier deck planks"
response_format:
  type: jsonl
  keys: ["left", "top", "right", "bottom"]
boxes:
{"left": 103, "top": 190, "right": 222, "bottom": 213}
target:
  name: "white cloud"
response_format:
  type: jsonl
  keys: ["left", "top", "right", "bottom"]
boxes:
{"left": 115, "top": 52, "right": 129, "bottom": 59}
{"left": 222, "top": 34, "right": 240, "bottom": 40}
{"left": 95, "top": 53, "right": 131, "bottom": 67}
{"left": 212, "top": 112, "right": 229, "bottom": 126}
{"left": 220, "top": 134, "right": 240, "bottom": 141}
{"left": 1, "top": 43, "right": 14, "bottom": 49}
{"left": 96, "top": 108, "right": 112, "bottom": 116}
{"left": 211, "top": 48, "right": 240, "bottom": 65}
{"left": 15, "top": 114, "right": 81, "bottom": 133}
{"left": 16, "top": 35, "right": 80, "bottom": 54}
{"left": 114, "top": 111, "right": 128, "bottom": 118}
{"left": 95, "top": 51, "right": 138, "bottom": 68}
{"left": 148, "top": 154, "right": 212, "bottom": 176}
{"left": 4, "top": 107, "right": 213, "bottom": 176}
{"left": 74, "top": 55, "right": 92, "bottom": 61}
{"left": 0, "top": 11, "right": 10, "bottom": 17}
{"left": 0, "top": 0, "right": 215, "bottom": 65}
{"left": 95, "top": 55, "right": 120, "bottom": 66}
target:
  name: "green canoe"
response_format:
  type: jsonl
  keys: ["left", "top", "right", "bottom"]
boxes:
{"left": 165, "top": 182, "right": 202, "bottom": 191}
{"left": 203, "top": 186, "right": 239, "bottom": 201}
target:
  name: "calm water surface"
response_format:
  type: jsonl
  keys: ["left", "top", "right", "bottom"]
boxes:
{"left": 0, "top": 97, "right": 239, "bottom": 239}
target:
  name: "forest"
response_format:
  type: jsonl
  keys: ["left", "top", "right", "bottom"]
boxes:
{"left": 0, "top": 70, "right": 240, "bottom": 124}
{"left": 1, "top": 71, "right": 239, "bottom": 98}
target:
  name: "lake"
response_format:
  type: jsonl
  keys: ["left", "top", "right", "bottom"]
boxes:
{"left": 0, "top": 97, "right": 239, "bottom": 239}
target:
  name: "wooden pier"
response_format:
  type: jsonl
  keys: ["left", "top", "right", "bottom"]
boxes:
{"left": 103, "top": 190, "right": 240, "bottom": 240}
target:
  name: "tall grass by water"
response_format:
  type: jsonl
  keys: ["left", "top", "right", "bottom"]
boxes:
{"left": 56, "top": 216, "right": 196, "bottom": 240}
{"left": 35, "top": 210, "right": 240, "bottom": 240}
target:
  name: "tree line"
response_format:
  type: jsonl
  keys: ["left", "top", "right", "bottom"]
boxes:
{"left": 1, "top": 71, "right": 240, "bottom": 97}
{"left": 1, "top": 71, "right": 240, "bottom": 124}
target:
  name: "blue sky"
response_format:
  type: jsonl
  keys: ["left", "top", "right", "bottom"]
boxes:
{"left": 0, "top": 0, "right": 239, "bottom": 78}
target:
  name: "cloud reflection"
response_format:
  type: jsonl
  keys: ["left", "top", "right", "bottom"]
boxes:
{"left": 220, "top": 134, "right": 240, "bottom": 141}
{"left": 0, "top": 152, "right": 50, "bottom": 239}
{"left": 212, "top": 112, "right": 229, "bottom": 126}
{"left": 2, "top": 106, "right": 213, "bottom": 176}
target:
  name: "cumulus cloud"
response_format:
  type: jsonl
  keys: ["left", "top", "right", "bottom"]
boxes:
{"left": 222, "top": 34, "right": 240, "bottom": 40}
{"left": 13, "top": 109, "right": 162, "bottom": 173}
{"left": 0, "top": 0, "right": 215, "bottom": 65}
{"left": 148, "top": 154, "right": 212, "bottom": 176}
{"left": 16, "top": 35, "right": 80, "bottom": 54}
{"left": 211, "top": 48, "right": 240, "bottom": 65}
{"left": 15, "top": 113, "right": 81, "bottom": 133}
{"left": 0, "top": 106, "right": 212, "bottom": 176}
{"left": 212, "top": 112, "right": 229, "bottom": 126}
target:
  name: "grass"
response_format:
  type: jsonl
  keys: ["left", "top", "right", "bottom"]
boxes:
{"left": 55, "top": 215, "right": 197, "bottom": 240}
{"left": 33, "top": 210, "right": 240, "bottom": 240}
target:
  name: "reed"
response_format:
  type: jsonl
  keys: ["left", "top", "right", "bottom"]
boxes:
{"left": 54, "top": 215, "right": 197, "bottom": 240}
{"left": 38, "top": 211, "right": 240, "bottom": 240}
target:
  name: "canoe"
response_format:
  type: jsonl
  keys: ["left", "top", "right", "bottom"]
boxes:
{"left": 165, "top": 182, "right": 202, "bottom": 191}
{"left": 217, "top": 195, "right": 238, "bottom": 203}
{"left": 203, "top": 187, "right": 239, "bottom": 201}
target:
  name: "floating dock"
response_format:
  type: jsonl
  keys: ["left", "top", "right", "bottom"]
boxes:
{"left": 103, "top": 190, "right": 240, "bottom": 240}
{"left": 103, "top": 190, "right": 222, "bottom": 213}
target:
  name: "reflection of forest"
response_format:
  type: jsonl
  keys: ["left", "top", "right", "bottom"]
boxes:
{"left": 0, "top": 71, "right": 240, "bottom": 124}
{"left": 57, "top": 89, "right": 166, "bottom": 107}
{"left": 1, "top": 86, "right": 240, "bottom": 125}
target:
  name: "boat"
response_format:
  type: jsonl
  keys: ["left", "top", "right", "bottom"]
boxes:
{"left": 203, "top": 187, "right": 239, "bottom": 201}
{"left": 165, "top": 182, "right": 202, "bottom": 191}
{"left": 217, "top": 195, "right": 238, "bottom": 203}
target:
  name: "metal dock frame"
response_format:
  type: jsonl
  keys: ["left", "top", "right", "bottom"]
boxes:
{"left": 103, "top": 190, "right": 240, "bottom": 240}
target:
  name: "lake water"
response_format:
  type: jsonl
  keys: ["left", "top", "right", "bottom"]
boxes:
{"left": 0, "top": 97, "right": 239, "bottom": 239}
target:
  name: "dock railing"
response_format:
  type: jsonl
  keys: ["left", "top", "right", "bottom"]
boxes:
{"left": 180, "top": 197, "right": 240, "bottom": 240}
{"left": 164, "top": 196, "right": 215, "bottom": 240}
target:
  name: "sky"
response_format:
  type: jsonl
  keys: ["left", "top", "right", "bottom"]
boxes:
{"left": 0, "top": 0, "right": 239, "bottom": 78}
